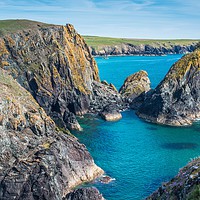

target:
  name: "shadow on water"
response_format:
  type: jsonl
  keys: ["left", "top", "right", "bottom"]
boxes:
{"left": 146, "top": 126, "right": 158, "bottom": 131}
{"left": 161, "top": 143, "right": 198, "bottom": 150}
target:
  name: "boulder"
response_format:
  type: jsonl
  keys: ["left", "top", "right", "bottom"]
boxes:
{"left": 101, "top": 104, "right": 122, "bottom": 121}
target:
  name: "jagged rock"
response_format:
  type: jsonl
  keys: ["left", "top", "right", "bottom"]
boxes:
{"left": 0, "top": 20, "right": 126, "bottom": 130}
{"left": 146, "top": 158, "right": 200, "bottom": 200}
{"left": 0, "top": 21, "right": 99, "bottom": 131}
{"left": 101, "top": 104, "right": 122, "bottom": 121}
{"left": 0, "top": 69, "right": 103, "bottom": 199}
{"left": 119, "top": 70, "right": 150, "bottom": 109}
{"left": 64, "top": 187, "right": 105, "bottom": 200}
{"left": 90, "top": 81, "right": 127, "bottom": 115}
{"left": 137, "top": 48, "right": 200, "bottom": 126}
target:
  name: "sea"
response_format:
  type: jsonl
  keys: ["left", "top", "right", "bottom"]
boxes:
{"left": 73, "top": 55, "right": 200, "bottom": 200}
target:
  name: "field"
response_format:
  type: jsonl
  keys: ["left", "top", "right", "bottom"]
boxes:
{"left": 83, "top": 35, "right": 199, "bottom": 49}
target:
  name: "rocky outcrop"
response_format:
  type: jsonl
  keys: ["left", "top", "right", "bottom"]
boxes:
{"left": 0, "top": 69, "right": 103, "bottom": 199}
{"left": 0, "top": 20, "right": 126, "bottom": 129}
{"left": 65, "top": 187, "right": 105, "bottom": 200}
{"left": 0, "top": 21, "right": 100, "bottom": 131}
{"left": 137, "top": 48, "right": 200, "bottom": 126}
{"left": 89, "top": 43, "right": 197, "bottom": 56}
{"left": 90, "top": 81, "right": 126, "bottom": 114}
{"left": 101, "top": 104, "right": 122, "bottom": 121}
{"left": 146, "top": 158, "right": 200, "bottom": 200}
{"left": 119, "top": 70, "right": 150, "bottom": 109}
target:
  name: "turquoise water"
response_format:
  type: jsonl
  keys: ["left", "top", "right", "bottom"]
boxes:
{"left": 73, "top": 55, "right": 200, "bottom": 200}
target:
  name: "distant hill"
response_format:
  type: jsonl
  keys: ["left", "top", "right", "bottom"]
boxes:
{"left": 83, "top": 35, "right": 200, "bottom": 56}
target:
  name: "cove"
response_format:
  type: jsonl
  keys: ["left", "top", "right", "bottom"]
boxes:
{"left": 73, "top": 55, "right": 200, "bottom": 199}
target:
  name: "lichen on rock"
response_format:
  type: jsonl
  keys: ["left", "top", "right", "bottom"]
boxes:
{"left": 137, "top": 48, "right": 200, "bottom": 126}
{"left": 0, "top": 69, "right": 103, "bottom": 200}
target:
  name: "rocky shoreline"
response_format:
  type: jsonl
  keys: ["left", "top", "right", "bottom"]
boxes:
{"left": 89, "top": 43, "right": 198, "bottom": 56}
{"left": 1, "top": 19, "right": 200, "bottom": 200}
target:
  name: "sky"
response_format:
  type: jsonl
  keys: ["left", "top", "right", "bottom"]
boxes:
{"left": 0, "top": 0, "right": 200, "bottom": 39}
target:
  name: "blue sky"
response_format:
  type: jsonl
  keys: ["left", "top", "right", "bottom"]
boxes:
{"left": 0, "top": 0, "right": 200, "bottom": 39}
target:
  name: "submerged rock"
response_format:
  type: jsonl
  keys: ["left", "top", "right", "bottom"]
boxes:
{"left": 0, "top": 69, "right": 103, "bottom": 199}
{"left": 146, "top": 158, "right": 200, "bottom": 200}
{"left": 137, "top": 48, "right": 200, "bottom": 126}
{"left": 119, "top": 70, "right": 151, "bottom": 109}
{"left": 65, "top": 187, "right": 105, "bottom": 200}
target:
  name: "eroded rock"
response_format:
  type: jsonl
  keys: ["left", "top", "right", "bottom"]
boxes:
{"left": 137, "top": 48, "right": 200, "bottom": 126}
{"left": 0, "top": 69, "right": 103, "bottom": 200}
{"left": 146, "top": 158, "right": 200, "bottom": 200}
{"left": 65, "top": 187, "right": 105, "bottom": 200}
{"left": 119, "top": 70, "right": 150, "bottom": 109}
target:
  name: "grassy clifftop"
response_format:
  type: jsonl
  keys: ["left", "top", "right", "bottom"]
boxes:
{"left": 0, "top": 19, "right": 54, "bottom": 35}
{"left": 83, "top": 35, "right": 199, "bottom": 49}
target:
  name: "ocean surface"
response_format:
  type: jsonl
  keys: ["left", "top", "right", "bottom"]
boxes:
{"left": 73, "top": 55, "right": 200, "bottom": 200}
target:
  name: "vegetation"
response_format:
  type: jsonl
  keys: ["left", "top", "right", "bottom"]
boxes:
{"left": 0, "top": 19, "right": 54, "bottom": 36}
{"left": 83, "top": 35, "right": 199, "bottom": 49}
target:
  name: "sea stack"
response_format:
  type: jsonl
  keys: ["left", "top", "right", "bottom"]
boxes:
{"left": 119, "top": 70, "right": 151, "bottom": 109}
{"left": 137, "top": 47, "right": 200, "bottom": 126}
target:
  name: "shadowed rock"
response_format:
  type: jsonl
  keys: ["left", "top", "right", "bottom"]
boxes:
{"left": 65, "top": 187, "right": 105, "bottom": 200}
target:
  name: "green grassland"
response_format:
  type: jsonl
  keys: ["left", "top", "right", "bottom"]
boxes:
{"left": 83, "top": 35, "right": 200, "bottom": 49}
{"left": 0, "top": 19, "right": 53, "bottom": 36}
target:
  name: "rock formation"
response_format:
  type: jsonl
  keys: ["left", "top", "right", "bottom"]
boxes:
{"left": 0, "top": 69, "right": 103, "bottom": 199}
{"left": 119, "top": 70, "right": 151, "bottom": 109}
{"left": 89, "top": 43, "right": 197, "bottom": 56}
{"left": 146, "top": 158, "right": 200, "bottom": 200}
{"left": 65, "top": 187, "right": 105, "bottom": 200}
{"left": 0, "top": 20, "right": 125, "bottom": 128}
{"left": 101, "top": 104, "right": 122, "bottom": 121}
{"left": 137, "top": 48, "right": 200, "bottom": 126}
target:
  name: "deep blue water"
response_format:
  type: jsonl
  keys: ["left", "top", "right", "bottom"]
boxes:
{"left": 73, "top": 55, "right": 200, "bottom": 200}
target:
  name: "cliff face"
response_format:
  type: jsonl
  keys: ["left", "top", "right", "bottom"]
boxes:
{"left": 89, "top": 43, "right": 197, "bottom": 56}
{"left": 0, "top": 69, "right": 103, "bottom": 199}
{"left": 0, "top": 21, "right": 125, "bottom": 128}
{"left": 146, "top": 158, "right": 200, "bottom": 200}
{"left": 137, "top": 48, "right": 200, "bottom": 126}
{"left": 0, "top": 22, "right": 100, "bottom": 130}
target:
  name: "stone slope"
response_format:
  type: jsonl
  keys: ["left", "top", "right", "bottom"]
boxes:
{"left": 146, "top": 158, "right": 200, "bottom": 200}
{"left": 0, "top": 20, "right": 125, "bottom": 129}
{"left": 0, "top": 69, "right": 103, "bottom": 199}
{"left": 137, "top": 48, "right": 200, "bottom": 126}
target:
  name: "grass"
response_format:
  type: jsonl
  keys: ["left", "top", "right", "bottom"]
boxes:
{"left": 83, "top": 35, "right": 200, "bottom": 49}
{"left": 0, "top": 19, "right": 54, "bottom": 36}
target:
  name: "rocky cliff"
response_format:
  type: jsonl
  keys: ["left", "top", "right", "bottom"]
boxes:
{"left": 89, "top": 43, "right": 197, "bottom": 56}
{"left": 0, "top": 69, "right": 103, "bottom": 199}
{"left": 146, "top": 158, "right": 200, "bottom": 200}
{"left": 0, "top": 20, "right": 125, "bottom": 129}
{"left": 137, "top": 47, "right": 200, "bottom": 126}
